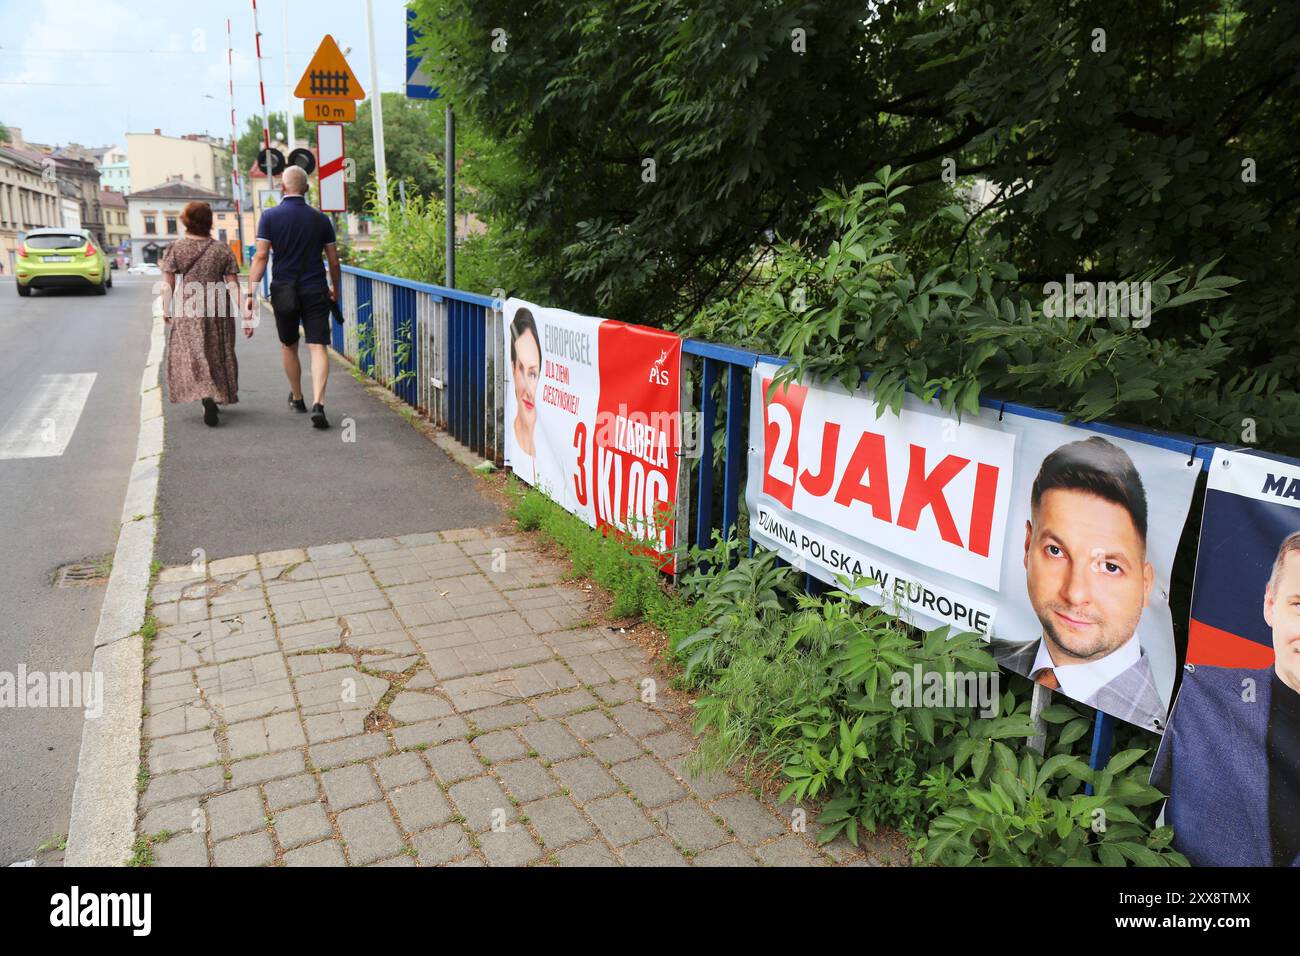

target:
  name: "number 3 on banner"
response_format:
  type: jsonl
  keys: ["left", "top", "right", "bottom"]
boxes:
{"left": 766, "top": 401, "right": 795, "bottom": 485}
{"left": 573, "top": 422, "right": 588, "bottom": 506}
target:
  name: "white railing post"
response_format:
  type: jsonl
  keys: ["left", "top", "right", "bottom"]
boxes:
{"left": 377, "top": 281, "right": 393, "bottom": 386}
{"left": 434, "top": 299, "right": 448, "bottom": 428}
{"left": 491, "top": 306, "right": 505, "bottom": 464}
{"left": 343, "top": 271, "right": 357, "bottom": 360}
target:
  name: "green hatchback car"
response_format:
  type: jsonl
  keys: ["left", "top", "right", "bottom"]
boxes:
{"left": 15, "top": 228, "right": 112, "bottom": 296}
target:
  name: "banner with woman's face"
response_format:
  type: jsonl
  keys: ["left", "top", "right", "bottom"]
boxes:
{"left": 502, "top": 298, "right": 684, "bottom": 569}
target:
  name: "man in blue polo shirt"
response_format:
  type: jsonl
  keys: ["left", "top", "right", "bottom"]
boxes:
{"left": 246, "top": 165, "right": 341, "bottom": 429}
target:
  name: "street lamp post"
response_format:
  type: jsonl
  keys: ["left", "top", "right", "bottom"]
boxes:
{"left": 365, "top": 0, "right": 387, "bottom": 214}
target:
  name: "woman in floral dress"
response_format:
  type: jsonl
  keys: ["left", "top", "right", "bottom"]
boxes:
{"left": 160, "top": 201, "right": 253, "bottom": 426}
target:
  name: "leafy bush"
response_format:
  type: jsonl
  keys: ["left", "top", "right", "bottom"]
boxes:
{"left": 356, "top": 179, "right": 543, "bottom": 302}
{"left": 360, "top": 180, "right": 447, "bottom": 283}
{"left": 687, "top": 167, "right": 1259, "bottom": 447}
{"left": 455, "top": 221, "right": 547, "bottom": 306}
{"left": 919, "top": 733, "right": 1182, "bottom": 867}
{"left": 670, "top": 545, "right": 1186, "bottom": 866}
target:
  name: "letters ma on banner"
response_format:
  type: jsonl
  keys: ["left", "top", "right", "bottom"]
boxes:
{"left": 1152, "top": 448, "right": 1300, "bottom": 867}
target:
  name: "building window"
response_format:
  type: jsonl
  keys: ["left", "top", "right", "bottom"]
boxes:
{"left": 218, "top": 229, "right": 228, "bottom": 242}
{"left": 144, "top": 215, "right": 156, "bottom": 234}
{"left": 166, "top": 216, "right": 178, "bottom": 235}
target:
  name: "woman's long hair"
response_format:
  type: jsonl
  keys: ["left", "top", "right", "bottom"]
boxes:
{"left": 510, "top": 308, "right": 541, "bottom": 365}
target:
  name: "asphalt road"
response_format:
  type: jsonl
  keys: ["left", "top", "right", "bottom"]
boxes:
{"left": 155, "top": 300, "right": 500, "bottom": 565}
{"left": 0, "top": 274, "right": 154, "bottom": 865}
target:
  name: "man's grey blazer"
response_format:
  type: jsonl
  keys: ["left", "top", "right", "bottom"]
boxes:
{"left": 988, "top": 636, "right": 1167, "bottom": 731}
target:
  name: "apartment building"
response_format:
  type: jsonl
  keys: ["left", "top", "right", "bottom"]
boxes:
{"left": 0, "top": 144, "right": 62, "bottom": 274}
{"left": 99, "top": 145, "right": 130, "bottom": 194}
{"left": 100, "top": 187, "right": 130, "bottom": 266}
{"left": 126, "top": 179, "right": 233, "bottom": 266}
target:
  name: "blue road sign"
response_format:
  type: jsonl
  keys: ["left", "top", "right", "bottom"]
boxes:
{"left": 406, "top": 9, "right": 440, "bottom": 100}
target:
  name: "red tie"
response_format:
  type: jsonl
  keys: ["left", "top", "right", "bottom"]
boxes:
{"left": 1032, "top": 667, "right": 1060, "bottom": 691}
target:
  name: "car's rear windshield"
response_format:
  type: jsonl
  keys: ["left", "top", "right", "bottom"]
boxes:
{"left": 27, "top": 234, "right": 87, "bottom": 250}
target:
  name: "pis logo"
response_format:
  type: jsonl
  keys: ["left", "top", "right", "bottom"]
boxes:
{"left": 648, "top": 349, "right": 671, "bottom": 387}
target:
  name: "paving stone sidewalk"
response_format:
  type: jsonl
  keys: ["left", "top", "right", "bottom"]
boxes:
{"left": 138, "top": 527, "right": 899, "bottom": 867}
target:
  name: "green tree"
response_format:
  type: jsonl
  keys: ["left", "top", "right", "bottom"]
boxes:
{"left": 412, "top": 0, "right": 1300, "bottom": 449}
{"left": 341, "top": 93, "right": 446, "bottom": 215}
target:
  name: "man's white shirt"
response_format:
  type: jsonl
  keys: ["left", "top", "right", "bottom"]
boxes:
{"left": 1032, "top": 633, "right": 1142, "bottom": 704}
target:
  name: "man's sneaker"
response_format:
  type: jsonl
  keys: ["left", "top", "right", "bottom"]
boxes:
{"left": 202, "top": 397, "right": 219, "bottom": 427}
{"left": 311, "top": 403, "right": 329, "bottom": 429}
{"left": 288, "top": 392, "right": 307, "bottom": 413}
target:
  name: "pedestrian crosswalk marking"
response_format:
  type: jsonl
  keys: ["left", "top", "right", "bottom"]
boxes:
{"left": 0, "top": 373, "right": 97, "bottom": 460}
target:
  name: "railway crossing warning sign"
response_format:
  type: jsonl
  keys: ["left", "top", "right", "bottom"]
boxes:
{"left": 303, "top": 99, "right": 356, "bottom": 123}
{"left": 316, "top": 125, "right": 346, "bottom": 213}
{"left": 293, "top": 35, "right": 364, "bottom": 102}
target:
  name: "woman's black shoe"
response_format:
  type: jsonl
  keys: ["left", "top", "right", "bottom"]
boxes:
{"left": 311, "top": 403, "right": 329, "bottom": 429}
{"left": 288, "top": 392, "right": 307, "bottom": 413}
{"left": 202, "top": 397, "right": 219, "bottom": 427}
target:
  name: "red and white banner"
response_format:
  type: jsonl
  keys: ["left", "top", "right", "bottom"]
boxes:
{"left": 748, "top": 362, "right": 1199, "bottom": 731}
{"left": 503, "top": 298, "right": 682, "bottom": 569}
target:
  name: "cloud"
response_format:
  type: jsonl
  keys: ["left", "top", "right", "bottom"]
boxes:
{"left": 1, "top": 0, "right": 411, "bottom": 147}
{"left": 1, "top": 0, "right": 173, "bottom": 142}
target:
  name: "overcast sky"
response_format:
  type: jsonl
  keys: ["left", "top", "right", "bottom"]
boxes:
{"left": 0, "top": 0, "right": 417, "bottom": 148}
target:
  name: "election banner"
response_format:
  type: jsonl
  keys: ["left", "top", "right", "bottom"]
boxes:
{"left": 1151, "top": 447, "right": 1300, "bottom": 866}
{"left": 747, "top": 363, "right": 1199, "bottom": 731}
{"left": 502, "top": 298, "right": 683, "bottom": 569}
{"left": 1186, "top": 449, "right": 1300, "bottom": 667}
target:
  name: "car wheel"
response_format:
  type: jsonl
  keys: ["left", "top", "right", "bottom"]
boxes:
{"left": 17, "top": 283, "right": 31, "bottom": 297}
{"left": 94, "top": 276, "right": 107, "bottom": 296}
{"left": 106, "top": 273, "right": 113, "bottom": 288}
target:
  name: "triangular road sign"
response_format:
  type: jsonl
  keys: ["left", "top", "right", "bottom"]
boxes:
{"left": 294, "top": 34, "right": 365, "bottom": 100}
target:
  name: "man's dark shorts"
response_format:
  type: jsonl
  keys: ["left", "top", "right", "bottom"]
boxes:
{"left": 270, "top": 285, "right": 332, "bottom": 346}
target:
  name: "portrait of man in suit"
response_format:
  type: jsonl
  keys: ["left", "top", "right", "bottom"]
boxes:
{"left": 990, "top": 435, "right": 1166, "bottom": 730}
{"left": 1153, "top": 530, "right": 1300, "bottom": 867}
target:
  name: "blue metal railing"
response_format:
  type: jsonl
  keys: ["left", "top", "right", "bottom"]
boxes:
{"left": 337, "top": 262, "right": 1234, "bottom": 780}
{"left": 338, "top": 265, "right": 502, "bottom": 459}
{"left": 685, "top": 340, "right": 787, "bottom": 552}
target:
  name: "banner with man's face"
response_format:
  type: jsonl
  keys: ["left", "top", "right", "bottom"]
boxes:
{"left": 502, "top": 298, "right": 683, "bottom": 569}
{"left": 1151, "top": 449, "right": 1300, "bottom": 867}
{"left": 747, "top": 363, "right": 1200, "bottom": 731}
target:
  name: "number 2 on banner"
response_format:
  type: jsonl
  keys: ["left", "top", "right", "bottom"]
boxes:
{"left": 573, "top": 422, "right": 588, "bottom": 506}
{"left": 767, "top": 401, "right": 795, "bottom": 485}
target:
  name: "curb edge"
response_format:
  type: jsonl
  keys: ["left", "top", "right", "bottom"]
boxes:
{"left": 63, "top": 308, "right": 165, "bottom": 867}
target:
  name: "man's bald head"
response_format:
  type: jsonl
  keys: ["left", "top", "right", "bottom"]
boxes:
{"left": 282, "top": 165, "right": 309, "bottom": 195}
